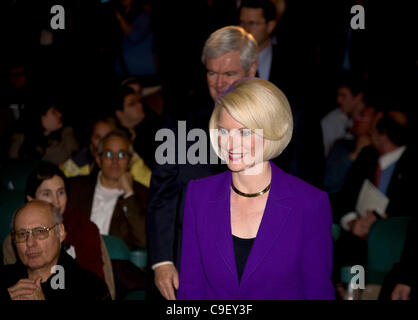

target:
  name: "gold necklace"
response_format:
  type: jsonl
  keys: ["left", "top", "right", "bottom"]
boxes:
{"left": 231, "top": 182, "right": 271, "bottom": 198}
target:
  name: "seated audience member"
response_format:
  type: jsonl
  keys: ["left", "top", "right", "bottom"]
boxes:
{"left": 0, "top": 200, "right": 111, "bottom": 300}
{"left": 8, "top": 103, "right": 79, "bottom": 165}
{"left": 60, "top": 116, "right": 151, "bottom": 187}
{"left": 113, "top": 0, "right": 158, "bottom": 80}
{"left": 60, "top": 116, "right": 117, "bottom": 178}
{"left": 67, "top": 130, "right": 148, "bottom": 250}
{"left": 113, "top": 85, "right": 162, "bottom": 170}
{"left": 2, "top": 163, "right": 115, "bottom": 299}
{"left": 321, "top": 73, "right": 366, "bottom": 157}
{"left": 379, "top": 216, "right": 417, "bottom": 300}
{"left": 121, "top": 76, "right": 164, "bottom": 116}
{"left": 324, "top": 104, "right": 379, "bottom": 194}
{"left": 332, "top": 109, "right": 414, "bottom": 290}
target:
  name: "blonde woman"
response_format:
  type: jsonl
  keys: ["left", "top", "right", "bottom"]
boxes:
{"left": 177, "top": 78, "right": 334, "bottom": 299}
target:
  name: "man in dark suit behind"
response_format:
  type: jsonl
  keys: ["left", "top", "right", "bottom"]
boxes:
{"left": 239, "top": 0, "right": 325, "bottom": 187}
{"left": 147, "top": 26, "right": 258, "bottom": 300}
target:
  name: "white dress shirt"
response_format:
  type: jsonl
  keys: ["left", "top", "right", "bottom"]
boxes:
{"left": 90, "top": 172, "right": 124, "bottom": 235}
{"left": 257, "top": 43, "right": 273, "bottom": 81}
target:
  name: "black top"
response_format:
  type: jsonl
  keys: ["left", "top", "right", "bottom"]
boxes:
{"left": 232, "top": 235, "right": 255, "bottom": 284}
{"left": 0, "top": 249, "right": 111, "bottom": 300}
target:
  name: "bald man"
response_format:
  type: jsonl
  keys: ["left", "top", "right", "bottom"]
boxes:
{"left": 0, "top": 200, "right": 111, "bottom": 300}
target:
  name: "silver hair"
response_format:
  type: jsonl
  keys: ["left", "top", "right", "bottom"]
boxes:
{"left": 96, "top": 129, "right": 134, "bottom": 157}
{"left": 201, "top": 26, "right": 258, "bottom": 73}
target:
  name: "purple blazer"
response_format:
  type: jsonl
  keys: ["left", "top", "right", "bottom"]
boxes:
{"left": 177, "top": 161, "right": 335, "bottom": 300}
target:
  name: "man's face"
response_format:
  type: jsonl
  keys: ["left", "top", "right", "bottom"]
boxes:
{"left": 206, "top": 51, "right": 252, "bottom": 101}
{"left": 14, "top": 203, "right": 64, "bottom": 273}
{"left": 351, "top": 106, "right": 376, "bottom": 137}
{"left": 337, "top": 86, "right": 363, "bottom": 116}
{"left": 96, "top": 136, "right": 131, "bottom": 181}
{"left": 41, "top": 107, "right": 63, "bottom": 134}
{"left": 117, "top": 93, "right": 145, "bottom": 129}
{"left": 240, "top": 7, "right": 275, "bottom": 50}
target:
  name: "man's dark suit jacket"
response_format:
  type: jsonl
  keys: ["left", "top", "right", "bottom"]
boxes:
{"left": 333, "top": 146, "right": 416, "bottom": 223}
{"left": 147, "top": 93, "right": 226, "bottom": 268}
{"left": 67, "top": 173, "right": 148, "bottom": 250}
{"left": 268, "top": 43, "right": 326, "bottom": 188}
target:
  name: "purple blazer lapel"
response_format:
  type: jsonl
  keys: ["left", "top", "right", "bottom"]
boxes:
{"left": 212, "top": 172, "right": 238, "bottom": 281}
{"left": 213, "top": 162, "right": 294, "bottom": 287}
{"left": 240, "top": 162, "right": 293, "bottom": 285}
{"left": 240, "top": 198, "right": 292, "bottom": 285}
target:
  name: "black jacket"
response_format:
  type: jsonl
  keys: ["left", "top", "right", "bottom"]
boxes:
{"left": 0, "top": 250, "right": 111, "bottom": 300}
{"left": 147, "top": 94, "right": 226, "bottom": 267}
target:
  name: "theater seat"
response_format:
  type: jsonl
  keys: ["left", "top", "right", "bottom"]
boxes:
{"left": 367, "top": 217, "right": 410, "bottom": 285}
{"left": 101, "top": 235, "right": 147, "bottom": 300}
{"left": 0, "top": 190, "right": 25, "bottom": 245}
{"left": 0, "top": 159, "right": 48, "bottom": 192}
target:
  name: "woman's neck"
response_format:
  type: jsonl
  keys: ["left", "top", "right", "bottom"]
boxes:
{"left": 231, "top": 161, "right": 271, "bottom": 194}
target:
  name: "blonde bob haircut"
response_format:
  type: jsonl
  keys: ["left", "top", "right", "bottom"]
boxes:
{"left": 209, "top": 78, "right": 293, "bottom": 161}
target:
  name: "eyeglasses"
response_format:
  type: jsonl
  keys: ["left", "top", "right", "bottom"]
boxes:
{"left": 101, "top": 151, "right": 131, "bottom": 160}
{"left": 12, "top": 224, "right": 58, "bottom": 243}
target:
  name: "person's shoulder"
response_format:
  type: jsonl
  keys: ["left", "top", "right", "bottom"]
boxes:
{"left": 186, "top": 170, "right": 229, "bottom": 198}
{"left": 61, "top": 126, "right": 76, "bottom": 137}
{"left": 321, "top": 107, "right": 343, "bottom": 123}
{"left": 67, "top": 172, "right": 96, "bottom": 187}
{"left": 60, "top": 252, "right": 111, "bottom": 300}
{"left": 133, "top": 180, "right": 149, "bottom": 195}
{"left": 271, "top": 163, "right": 327, "bottom": 200}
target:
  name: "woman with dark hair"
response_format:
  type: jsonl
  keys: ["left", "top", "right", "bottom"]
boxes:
{"left": 2, "top": 163, "right": 115, "bottom": 299}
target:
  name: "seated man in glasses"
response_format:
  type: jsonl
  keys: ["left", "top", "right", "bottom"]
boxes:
{"left": 66, "top": 130, "right": 148, "bottom": 250}
{"left": 0, "top": 200, "right": 111, "bottom": 300}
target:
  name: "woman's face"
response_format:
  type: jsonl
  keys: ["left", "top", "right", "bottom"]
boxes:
{"left": 217, "top": 108, "right": 264, "bottom": 173}
{"left": 31, "top": 175, "right": 67, "bottom": 215}
{"left": 41, "top": 107, "right": 63, "bottom": 134}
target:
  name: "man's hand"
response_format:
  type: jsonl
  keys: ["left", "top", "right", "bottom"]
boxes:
{"left": 391, "top": 284, "right": 411, "bottom": 300}
{"left": 154, "top": 264, "right": 179, "bottom": 300}
{"left": 350, "top": 211, "right": 377, "bottom": 239}
{"left": 8, "top": 278, "right": 45, "bottom": 300}
{"left": 119, "top": 172, "right": 134, "bottom": 195}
